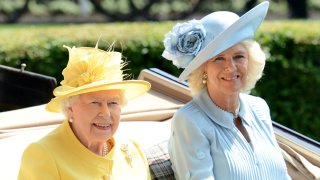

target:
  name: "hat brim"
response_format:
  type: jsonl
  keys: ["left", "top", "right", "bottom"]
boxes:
{"left": 178, "top": 1, "right": 269, "bottom": 81}
{"left": 45, "top": 80, "right": 151, "bottom": 112}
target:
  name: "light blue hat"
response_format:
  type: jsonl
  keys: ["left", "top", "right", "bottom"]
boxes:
{"left": 162, "top": 1, "right": 269, "bottom": 81}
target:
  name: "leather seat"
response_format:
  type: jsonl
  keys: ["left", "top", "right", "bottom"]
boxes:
{"left": 0, "top": 65, "right": 57, "bottom": 111}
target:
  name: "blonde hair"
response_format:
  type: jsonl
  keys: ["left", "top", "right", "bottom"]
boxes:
{"left": 188, "top": 39, "right": 266, "bottom": 96}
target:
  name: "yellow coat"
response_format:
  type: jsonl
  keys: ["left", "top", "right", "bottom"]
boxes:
{"left": 18, "top": 121, "right": 151, "bottom": 180}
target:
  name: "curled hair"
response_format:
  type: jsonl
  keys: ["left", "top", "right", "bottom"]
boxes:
{"left": 188, "top": 39, "right": 266, "bottom": 96}
{"left": 61, "top": 95, "right": 79, "bottom": 118}
{"left": 188, "top": 64, "right": 206, "bottom": 96}
{"left": 60, "top": 90, "right": 127, "bottom": 118}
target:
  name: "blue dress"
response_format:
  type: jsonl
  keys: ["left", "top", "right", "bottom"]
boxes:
{"left": 168, "top": 89, "right": 291, "bottom": 180}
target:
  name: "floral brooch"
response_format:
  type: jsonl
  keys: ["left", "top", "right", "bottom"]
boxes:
{"left": 121, "top": 144, "right": 133, "bottom": 166}
{"left": 162, "top": 20, "right": 206, "bottom": 68}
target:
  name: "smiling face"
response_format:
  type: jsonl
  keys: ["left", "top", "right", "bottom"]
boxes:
{"left": 204, "top": 43, "right": 248, "bottom": 96}
{"left": 67, "top": 90, "right": 122, "bottom": 146}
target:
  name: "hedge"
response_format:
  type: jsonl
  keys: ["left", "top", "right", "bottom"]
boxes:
{"left": 0, "top": 21, "right": 319, "bottom": 142}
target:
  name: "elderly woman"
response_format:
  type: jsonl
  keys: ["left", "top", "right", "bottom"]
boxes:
{"left": 162, "top": 1, "right": 291, "bottom": 180}
{"left": 18, "top": 45, "right": 151, "bottom": 179}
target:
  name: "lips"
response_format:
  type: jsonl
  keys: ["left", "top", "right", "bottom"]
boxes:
{"left": 93, "top": 123, "right": 111, "bottom": 130}
{"left": 222, "top": 75, "right": 240, "bottom": 81}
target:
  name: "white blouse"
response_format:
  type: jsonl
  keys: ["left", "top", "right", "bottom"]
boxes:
{"left": 168, "top": 89, "right": 291, "bottom": 180}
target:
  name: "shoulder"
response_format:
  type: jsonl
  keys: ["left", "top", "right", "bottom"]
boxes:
{"left": 32, "top": 123, "right": 66, "bottom": 149}
{"left": 21, "top": 139, "right": 57, "bottom": 163}
{"left": 114, "top": 136, "right": 140, "bottom": 148}
{"left": 171, "top": 101, "right": 204, "bottom": 128}
{"left": 19, "top": 141, "right": 58, "bottom": 177}
{"left": 241, "top": 94, "right": 270, "bottom": 113}
{"left": 174, "top": 100, "right": 203, "bottom": 121}
{"left": 113, "top": 136, "right": 150, "bottom": 176}
{"left": 179, "top": 100, "right": 201, "bottom": 112}
{"left": 20, "top": 142, "right": 54, "bottom": 167}
{"left": 114, "top": 136, "right": 146, "bottom": 160}
{"left": 240, "top": 93, "right": 272, "bottom": 122}
{"left": 241, "top": 93, "right": 268, "bottom": 106}
{"left": 20, "top": 123, "right": 70, "bottom": 166}
{"left": 171, "top": 100, "right": 212, "bottom": 137}
{"left": 23, "top": 141, "right": 46, "bottom": 156}
{"left": 241, "top": 93, "right": 270, "bottom": 116}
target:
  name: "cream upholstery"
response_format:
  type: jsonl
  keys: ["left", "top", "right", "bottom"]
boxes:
{"left": 0, "top": 69, "right": 319, "bottom": 180}
{"left": 0, "top": 89, "right": 178, "bottom": 179}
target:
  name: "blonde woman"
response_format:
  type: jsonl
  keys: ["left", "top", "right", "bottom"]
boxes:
{"left": 162, "top": 1, "right": 291, "bottom": 179}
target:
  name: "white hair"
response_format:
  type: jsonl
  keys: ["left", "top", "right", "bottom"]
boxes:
{"left": 60, "top": 90, "right": 128, "bottom": 118}
{"left": 61, "top": 95, "right": 79, "bottom": 118}
{"left": 188, "top": 39, "right": 266, "bottom": 96}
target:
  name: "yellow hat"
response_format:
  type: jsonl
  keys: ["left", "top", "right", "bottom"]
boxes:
{"left": 46, "top": 45, "right": 151, "bottom": 112}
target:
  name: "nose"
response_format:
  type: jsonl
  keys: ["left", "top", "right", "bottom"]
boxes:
{"left": 224, "top": 58, "right": 236, "bottom": 72}
{"left": 100, "top": 104, "right": 111, "bottom": 118}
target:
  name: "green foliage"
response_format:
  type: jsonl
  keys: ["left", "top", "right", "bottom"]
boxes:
{"left": 0, "top": 21, "right": 319, "bottom": 142}
{"left": 254, "top": 29, "right": 320, "bottom": 142}
{"left": 48, "top": 0, "right": 80, "bottom": 15}
{"left": 0, "top": 0, "right": 24, "bottom": 14}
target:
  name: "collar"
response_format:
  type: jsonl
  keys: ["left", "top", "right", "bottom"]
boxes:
{"left": 63, "top": 121, "right": 114, "bottom": 169}
{"left": 193, "top": 89, "right": 253, "bottom": 129}
{"left": 64, "top": 121, "right": 135, "bottom": 168}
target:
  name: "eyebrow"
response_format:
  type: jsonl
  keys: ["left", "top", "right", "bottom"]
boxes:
{"left": 92, "top": 96, "right": 120, "bottom": 101}
{"left": 218, "top": 50, "right": 246, "bottom": 56}
{"left": 234, "top": 50, "right": 247, "bottom": 54}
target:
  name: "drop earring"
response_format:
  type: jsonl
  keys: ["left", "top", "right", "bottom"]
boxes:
{"left": 202, "top": 72, "right": 208, "bottom": 84}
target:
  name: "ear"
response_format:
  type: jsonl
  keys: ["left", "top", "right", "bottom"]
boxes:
{"left": 67, "top": 106, "right": 74, "bottom": 120}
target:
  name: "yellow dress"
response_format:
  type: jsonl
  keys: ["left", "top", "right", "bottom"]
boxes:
{"left": 18, "top": 121, "right": 151, "bottom": 180}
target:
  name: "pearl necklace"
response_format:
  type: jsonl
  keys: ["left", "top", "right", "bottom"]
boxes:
{"left": 102, "top": 142, "right": 109, "bottom": 157}
{"left": 233, "top": 105, "right": 240, "bottom": 119}
{"left": 213, "top": 101, "right": 240, "bottom": 119}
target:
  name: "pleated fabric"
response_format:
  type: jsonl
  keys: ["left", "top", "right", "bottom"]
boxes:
{"left": 169, "top": 89, "right": 291, "bottom": 180}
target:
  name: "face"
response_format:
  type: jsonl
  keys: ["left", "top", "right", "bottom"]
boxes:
{"left": 67, "top": 90, "right": 122, "bottom": 145}
{"left": 204, "top": 43, "right": 248, "bottom": 96}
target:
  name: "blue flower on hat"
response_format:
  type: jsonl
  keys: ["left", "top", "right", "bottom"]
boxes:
{"left": 162, "top": 20, "right": 206, "bottom": 68}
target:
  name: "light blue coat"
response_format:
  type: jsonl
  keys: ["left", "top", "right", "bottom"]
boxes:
{"left": 168, "top": 89, "right": 291, "bottom": 180}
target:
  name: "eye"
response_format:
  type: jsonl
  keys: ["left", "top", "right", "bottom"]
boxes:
{"left": 109, "top": 101, "right": 118, "bottom": 105}
{"left": 108, "top": 99, "right": 120, "bottom": 105}
{"left": 214, "top": 56, "right": 224, "bottom": 61}
{"left": 91, "top": 101, "right": 101, "bottom": 105}
{"left": 234, "top": 54, "right": 246, "bottom": 60}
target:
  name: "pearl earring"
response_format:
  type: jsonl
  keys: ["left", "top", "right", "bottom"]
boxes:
{"left": 69, "top": 118, "right": 73, "bottom": 123}
{"left": 202, "top": 72, "right": 208, "bottom": 84}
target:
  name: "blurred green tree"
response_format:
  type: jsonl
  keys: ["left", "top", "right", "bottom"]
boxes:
{"left": 0, "top": 0, "right": 314, "bottom": 23}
